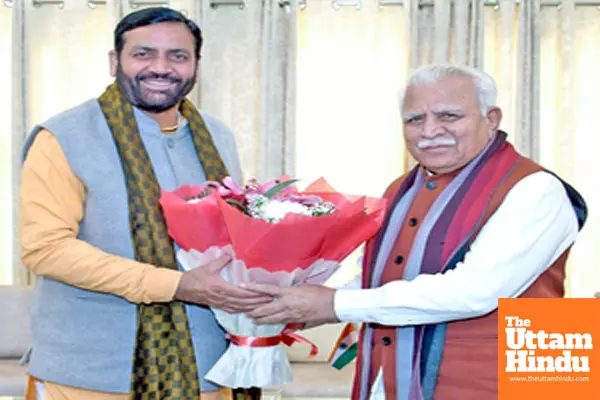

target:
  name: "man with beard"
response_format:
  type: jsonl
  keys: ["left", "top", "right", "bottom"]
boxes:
{"left": 19, "top": 7, "right": 270, "bottom": 400}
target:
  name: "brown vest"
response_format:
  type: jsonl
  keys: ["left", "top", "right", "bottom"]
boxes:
{"left": 367, "top": 157, "right": 570, "bottom": 400}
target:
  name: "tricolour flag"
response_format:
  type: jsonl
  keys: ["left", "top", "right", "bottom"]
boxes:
{"left": 327, "top": 322, "right": 359, "bottom": 370}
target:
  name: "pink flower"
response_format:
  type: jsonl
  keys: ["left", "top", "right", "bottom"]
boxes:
{"left": 255, "top": 178, "right": 296, "bottom": 199}
{"left": 205, "top": 176, "right": 245, "bottom": 196}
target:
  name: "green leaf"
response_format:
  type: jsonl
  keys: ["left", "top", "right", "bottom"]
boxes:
{"left": 225, "top": 198, "right": 249, "bottom": 215}
{"left": 263, "top": 179, "right": 299, "bottom": 199}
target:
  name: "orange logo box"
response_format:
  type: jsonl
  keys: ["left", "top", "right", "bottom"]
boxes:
{"left": 498, "top": 298, "right": 600, "bottom": 399}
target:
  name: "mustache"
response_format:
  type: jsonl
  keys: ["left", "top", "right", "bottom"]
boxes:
{"left": 136, "top": 72, "right": 182, "bottom": 84}
{"left": 417, "top": 137, "right": 457, "bottom": 149}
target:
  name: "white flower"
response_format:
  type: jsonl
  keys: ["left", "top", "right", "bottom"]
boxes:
{"left": 246, "top": 195, "right": 307, "bottom": 223}
{"left": 265, "top": 200, "right": 312, "bottom": 221}
{"left": 246, "top": 194, "right": 335, "bottom": 223}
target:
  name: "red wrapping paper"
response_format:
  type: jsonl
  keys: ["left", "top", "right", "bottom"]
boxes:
{"left": 159, "top": 177, "right": 387, "bottom": 271}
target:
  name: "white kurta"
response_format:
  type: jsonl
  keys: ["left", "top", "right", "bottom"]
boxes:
{"left": 333, "top": 171, "right": 579, "bottom": 399}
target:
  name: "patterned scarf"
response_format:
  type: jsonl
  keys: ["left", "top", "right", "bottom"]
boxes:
{"left": 98, "top": 82, "right": 229, "bottom": 399}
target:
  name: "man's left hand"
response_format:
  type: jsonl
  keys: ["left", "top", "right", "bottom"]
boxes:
{"left": 243, "top": 283, "right": 339, "bottom": 325}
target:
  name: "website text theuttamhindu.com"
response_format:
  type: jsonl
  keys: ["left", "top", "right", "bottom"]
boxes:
{"left": 508, "top": 375, "right": 590, "bottom": 383}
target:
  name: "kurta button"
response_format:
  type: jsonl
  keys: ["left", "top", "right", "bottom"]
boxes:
{"left": 167, "top": 138, "right": 175, "bottom": 149}
{"left": 426, "top": 181, "right": 437, "bottom": 190}
{"left": 408, "top": 217, "right": 418, "bottom": 227}
{"left": 394, "top": 255, "right": 404, "bottom": 264}
{"left": 381, "top": 336, "right": 392, "bottom": 346}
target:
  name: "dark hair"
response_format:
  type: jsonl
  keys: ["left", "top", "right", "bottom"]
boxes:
{"left": 114, "top": 7, "right": 202, "bottom": 60}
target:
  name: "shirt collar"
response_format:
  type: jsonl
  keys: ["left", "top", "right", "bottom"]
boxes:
{"left": 132, "top": 106, "right": 188, "bottom": 136}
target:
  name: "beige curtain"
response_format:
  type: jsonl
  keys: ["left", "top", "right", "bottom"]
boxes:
{"left": 194, "top": 0, "right": 297, "bottom": 181}
{"left": 483, "top": 0, "right": 518, "bottom": 144}
{"left": 407, "top": 0, "right": 484, "bottom": 69}
{"left": 295, "top": 1, "right": 409, "bottom": 284}
{"left": 298, "top": 0, "right": 600, "bottom": 297}
{"left": 515, "top": 0, "right": 541, "bottom": 158}
{"left": 296, "top": 0, "right": 407, "bottom": 198}
{"left": 11, "top": 0, "right": 25, "bottom": 286}
{"left": 536, "top": 1, "right": 600, "bottom": 297}
{"left": 3, "top": 0, "right": 296, "bottom": 285}
{"left": 24, "top": 1, "right": 117, "bottom": 128}
{"left": 1, "top": 1, "right": 13, "bottom": 285}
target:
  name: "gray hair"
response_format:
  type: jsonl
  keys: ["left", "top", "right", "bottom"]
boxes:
{"left": 399, "top": 64, "right": 498, "bottom": 116}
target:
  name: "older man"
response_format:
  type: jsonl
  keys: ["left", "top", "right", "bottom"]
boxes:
{"left": 245, "top": 64, "right": 587, "bottom": 399}
{"left": 19, "top": 7, "right": 269, "bottom": 400}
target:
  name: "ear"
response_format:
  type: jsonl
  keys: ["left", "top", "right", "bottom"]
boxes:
{"left": 486, "top": 106, "right": 503, "bottom": 134}
{"left": 109, "top": 50, "right": 118, "bottom": 77}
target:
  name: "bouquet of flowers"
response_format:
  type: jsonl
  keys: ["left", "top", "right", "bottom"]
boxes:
{"left": 159, "top": 176, "right": 386, "bottom": 388}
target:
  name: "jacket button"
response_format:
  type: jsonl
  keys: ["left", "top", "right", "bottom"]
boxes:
{"left": 381, "top": 336, "right": 392, "bottom": 346}
{"left": 394, "top": 255, "right": 404, "bottom": 264}
{"left": 408, "top": 217, "right": 418, "bottom": 227}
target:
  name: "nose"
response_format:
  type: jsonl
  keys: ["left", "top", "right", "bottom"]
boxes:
{"left": 420, "top": 114, "right": 444, "bottom": 138}
{"left": 148, "top": 54, "right": 173, "bottom": 74}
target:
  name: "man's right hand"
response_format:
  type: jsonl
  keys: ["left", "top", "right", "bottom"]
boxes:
{"left": 173, "top": 254, "right": 273, "bottom": 313}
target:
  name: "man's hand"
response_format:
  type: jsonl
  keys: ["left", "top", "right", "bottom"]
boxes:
{"left": 174, "top": 254, "right": 272, "bottom": 313}
{"left": 243, "top": 283, "right": 339, "bottom": 325}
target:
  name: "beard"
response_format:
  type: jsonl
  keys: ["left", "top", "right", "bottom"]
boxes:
{"left": 115, "top": 63, "right": 197, "bottom": 113}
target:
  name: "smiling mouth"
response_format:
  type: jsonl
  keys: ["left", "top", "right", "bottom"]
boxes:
{"left": 140, "top": 79, "right": 178, "bottom": 91}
